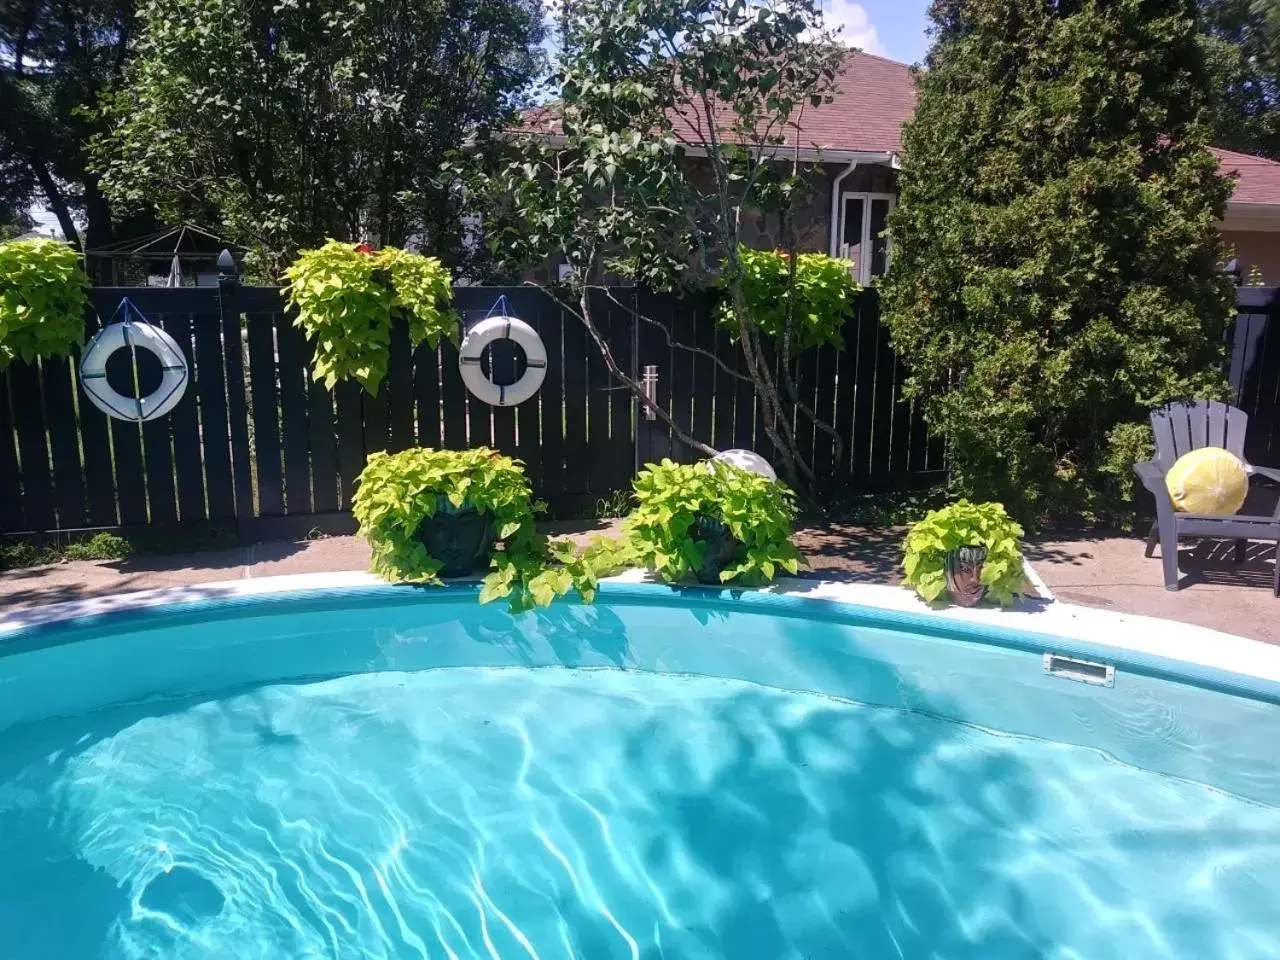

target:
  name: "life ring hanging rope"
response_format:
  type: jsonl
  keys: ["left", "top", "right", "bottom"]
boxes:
{"left": 458, "top": 298, "right": 547, "bottom": 407}
{"left": 79, "top": 297, "right": 189, "bottom": 422}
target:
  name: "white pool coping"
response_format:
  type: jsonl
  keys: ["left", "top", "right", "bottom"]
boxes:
{"left": 2, "top": 569, "right": 1279, "bottom": 686}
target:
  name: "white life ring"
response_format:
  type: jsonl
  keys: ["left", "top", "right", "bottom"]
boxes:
{"left": 79, "top": 321, "right": 189, "bottom": 422}
{"left": 458, "top": 314, "right": 547, "bottom": 406}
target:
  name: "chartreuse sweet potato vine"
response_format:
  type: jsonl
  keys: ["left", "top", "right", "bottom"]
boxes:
{"left": 0, "top": 238, "right": 89, "bottom": 369}
{"left": 902, "top": 500, "right": 1026, "bottom": 606}
{"left": 283, "top": 241, "right": 456, "bottom": 394}
{"left": 352, "top": 447, "right": 635, "bottom": 612}
{"left": 716, "top": 246, "right": 859, "bottom": 352}
{"left": 625, "top": 459, "right": 803, "bottom": 585}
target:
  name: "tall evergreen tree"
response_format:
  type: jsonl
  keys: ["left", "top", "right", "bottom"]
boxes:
{"left": 881, "top": 0, "right": 1234, "bottom": 522}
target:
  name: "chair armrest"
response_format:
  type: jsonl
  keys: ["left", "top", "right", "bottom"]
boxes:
{"left": 1247, "top": 463, "right": 1280, "bottom": 486}
{"left": 1134, "top": 460, "right": 1168, "bottom": 497}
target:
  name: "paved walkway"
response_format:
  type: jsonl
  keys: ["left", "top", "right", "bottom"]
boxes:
{"left": 1, "top": 524, "right": 1275, "bottom": 644}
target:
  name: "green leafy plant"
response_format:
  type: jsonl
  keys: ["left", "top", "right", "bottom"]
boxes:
{"left": 716, "top": 246, "right": 859, "bottom": 352}
{"left": 352, "top": 446, "right": 634, "bottom": 611}
{"left": 880, "top": 0, "right": 1234, "bottom": 523}
{"left": 902, "top": 500, "right": 1027, "bottom": 606}
{"left": 283, "top": 241, "right": 456, "bottom": 394}
{"left": 0, "top": 238, "right": 88, "bottom": 368}
{"left": 624, "top": 459, "right": 803, "bottom": 584}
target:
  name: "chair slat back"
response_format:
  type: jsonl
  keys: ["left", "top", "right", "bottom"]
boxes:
{"left": 1150, "top": 400, "right": 1250, "bottom": 470}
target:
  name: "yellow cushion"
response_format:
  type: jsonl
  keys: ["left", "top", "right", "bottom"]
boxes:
{"left": 1165, "top": 447, "right": 1248, "bottom": 515}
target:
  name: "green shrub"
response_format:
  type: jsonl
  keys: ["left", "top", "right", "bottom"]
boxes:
{"left": 283, "top": 241, "right": 456, "bottom": 394}
{"left": 902, "top": 500, "right": 1026, "bottom": 606}
{"left": 880, "top": 0, "right": 1233, "bottom": 523}
{"left": 352, "top": 446, "right": 632, "bottom": 611}
{"left": 0, "top": 531, "right": 132, "bottom": 569}
{"left": 0, "top": 238, "right": 89, "bottom": 368}
{"left": 624, "top": 458, "right": 803, "bottom": 584}
{"left": 716, "top": 246, "right": 858, "bottom": 352}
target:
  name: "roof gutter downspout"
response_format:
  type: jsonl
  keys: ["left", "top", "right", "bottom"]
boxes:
{"left": 829, "top": 159, "right": 859, "bottom": 256}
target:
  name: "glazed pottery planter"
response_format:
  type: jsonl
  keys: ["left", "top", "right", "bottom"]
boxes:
{"left": 414, "top": 498, "right": 496, "bottom": 578}
{"left": 944, "top": 544, "right": 988, "bottom": 606}
{"left": 692, "top": 515, "right": 741, "bottom": 585}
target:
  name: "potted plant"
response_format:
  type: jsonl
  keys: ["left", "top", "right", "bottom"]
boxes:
{"left": 353, "top": 446, "right": 635, "bottom": 611}
{"left": 625, "top": 458, "right": 803, "bottom": 585}
{"left": 353, "top": 447, "right": 538, "bottom": 581}
{"left": 902, "top": 500, "right": 1026, "bottom": 606}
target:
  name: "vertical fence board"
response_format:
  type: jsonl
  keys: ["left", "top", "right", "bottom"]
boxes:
{"left": 810, "top": 346, "right": 839, "bottom": 484}
{"left": 307, "top": 370, "right": 340, "bottom": 515}
{"left": 870, "top": 321, "right": 897, "bottom": 483}
{"left": 165, "top": 314, "right": 206, "bottom": 522}
{"left": 712, "top": 330, "right": 736, "bottom": 451}
{"left": 386, "top": 323, "right": 415, "bottom": 454}
{"left": 832, "top": 318, "right": 858, "bottom": 483}
{"left": 221, "top": 300, "right": 255, "bottom": 522}
{"left": 413, "top": 343, "right": 442, "bottom": 450}
{"left": 791, "top": 350, "right": 819, "bottom": 476}
{"left": 440, "top": 341, "right": 468, "bottom": 450}
{"left": 362, "top": 387, "right": 389, "bottom": 457}
{"left": 465, "top": 341, "right": 494, "bottom": 450}
{"left": 275, "top": 316, "right": 312, "bottom": 515}
{"left": 635, "top": 291, "right": 674, "bottom": 466}
{"left": 334, "top": 380, "right": 365, "bottom": 509}
{"left": 41, "top": 356, "right": 88, "bottom": 529}
{"left": 750, "top": 342, "right": 777, "bottom": 465}
{"left": 586, "top": 296, "right": 614, "bottom": 492}
{"left": 731, "top": 338, "right": 756, "bottom": 453}
{"left": 110, "top": 423, "right": 147, "bottom": 527}
{"left": 889, "top": 357, "right": 914, "bottom": 479}
{"left": 668, "top": 304, "right": 696, "bottom": 464}
{"left": 539, "top": 312, "right": 566, "bottom": 498}
{"left": 9, "top": 363, "right": 56, "bottom": 531}
{"left": 561, "top": 306, "right": 589, "bottom": 493}
{"left": 606, "top": 304, "right": 633, "bottom": 492}
{"left": 141, "top": 414, "right": 177, "bottom": 526}
{"left": 850, "top": 302, "right": 880, "bottom": 480}
{"left": 193, "top": 314, "right": 234, "bottom": 521}
{"left": 0, "top": 375, "right": 26, "bottom": 532}
{"left": 691, "top": 304, "right": 714, "bottom": 461}
{"left": 246, "top": 314, "right": 284, "bottom": 516}
{"left": 514, "top": 296, "right": 544, "bottom": 490}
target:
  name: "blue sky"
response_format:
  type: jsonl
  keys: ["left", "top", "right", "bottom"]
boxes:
{"left": 823, "top": 0, "right": 932, "bottom": 65}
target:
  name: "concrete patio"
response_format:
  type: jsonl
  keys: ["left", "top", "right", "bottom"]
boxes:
{"left": 1, "top": 524, "right": 1276, "bottom": 644}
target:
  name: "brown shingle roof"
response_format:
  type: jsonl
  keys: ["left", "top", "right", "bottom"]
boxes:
{"left": 1211, "top": 147, "right": 1280, "bottom": 205}
{"left": 523, "top": 50, "right": 1280, "bottom": 205}
{"left": 787, "top": 50, "right": 916, "bottom": 153}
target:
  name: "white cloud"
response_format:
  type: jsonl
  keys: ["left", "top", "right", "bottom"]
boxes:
{"left": 822, "top": 0, "right": 885, "bottom": 54}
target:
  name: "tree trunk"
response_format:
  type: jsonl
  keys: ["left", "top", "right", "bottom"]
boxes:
{"left": 29, "top": 159, "right": 81, "bottom": 249}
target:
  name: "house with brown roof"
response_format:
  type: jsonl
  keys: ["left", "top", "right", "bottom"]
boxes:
{"left": 528, "top": 49, "right": 1280, "bottom": 285}
{"left": 779, "top": 51, "right": 1280, "bottom": 285}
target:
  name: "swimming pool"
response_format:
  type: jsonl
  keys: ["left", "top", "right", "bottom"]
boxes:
{"left": 1, "top": 579, "right": 1278, "bottom": 959}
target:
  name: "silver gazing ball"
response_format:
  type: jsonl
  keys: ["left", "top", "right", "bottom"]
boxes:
{"left": 710, "top": 448, "right": 777, "bottom": 481}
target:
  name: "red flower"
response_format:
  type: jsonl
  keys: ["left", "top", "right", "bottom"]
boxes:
{"left": 355, "top": 243, "right": 374, "bottom": 254}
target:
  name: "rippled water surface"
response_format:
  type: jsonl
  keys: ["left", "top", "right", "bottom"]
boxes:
{"left": 1, "top": 665, "right": 1278, "bottom": 959}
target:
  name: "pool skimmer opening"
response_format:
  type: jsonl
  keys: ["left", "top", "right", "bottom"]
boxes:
{"left": 1043, "top": 652, "right": 1115, "bottom": 688}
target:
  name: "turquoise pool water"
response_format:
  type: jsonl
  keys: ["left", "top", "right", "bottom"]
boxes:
{"left": 0, "top": 585, "right": 1278, "bottom": 959}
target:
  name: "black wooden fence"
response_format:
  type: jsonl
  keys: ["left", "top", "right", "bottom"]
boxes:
{"left": 0, "top": 273, "right": 944, "bottom": 538}
{"left": 1229, "top": 286, "right": 1280, "bottom": 469}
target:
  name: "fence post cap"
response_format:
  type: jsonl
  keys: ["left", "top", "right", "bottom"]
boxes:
{"left": 217, "top": 249, "right": 239, "bottom": 279}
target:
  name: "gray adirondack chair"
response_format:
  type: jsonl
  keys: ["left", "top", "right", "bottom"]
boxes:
{"left": 1134, "top": 400, "right": 1280, "bottom": 594}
